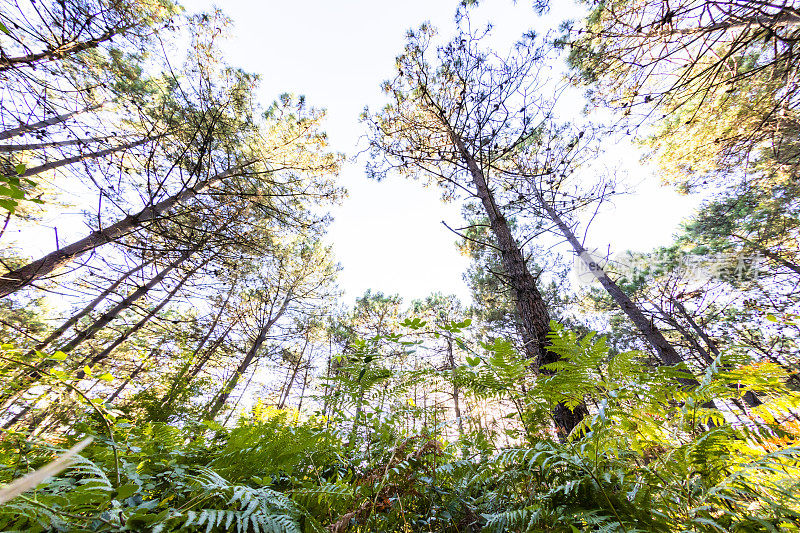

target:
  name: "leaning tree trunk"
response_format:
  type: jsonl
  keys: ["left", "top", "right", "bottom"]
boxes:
{"left": 0, "top": 257, "right": 155, "bottom": 411}
{"left": 168, "top": 324, "right": 235, "bottom": 407}
{"left": 28, "top": 258, "right": 155, "bottom": 356}
{"left": 0, "top": 26, "right": 132, "bottom": 71}
{"left": 0, "top": 250, "right": 193, "bottom": 415}
{"left": 533, "top": 187, "right": 724, "bottom": 425}
{"left": 75, "top": 263, "right": 200, "bottom": 379}
{"left": 671, "top": 297, "right": 762, "bottom": 408}
{"left": 440, "top": 119, "right": 586, "bottom": 438}
{"left": 534, "top": 188, "right": 687, "bottom": 367}
{"left": 296, "top": 363, "right": 311, "bottom": 412}
{"left": 0, "top": 161, "right": 255, "bottom": 298}
{"left": 106, "top": 352, "right": 154, "bottom": 404}
{"left": 0, "top": 135, "right": 120, "bottom": 153}
{"left": 19, "top": 348, "right": 158, "bottom": 433}
{"left": 205, "top": 294, "right": 292, "bottom": 419}
{"left": 160, "top": 283, "right": 237, "bottom": 409}
{"left": 17, "top": 136, "right": 158, "bottom": 179}
{"left": 277, "top": 338, "right": 308, "bottom": 410}
{"left": 0, "top": 103, "right": 104, "bottom": 140}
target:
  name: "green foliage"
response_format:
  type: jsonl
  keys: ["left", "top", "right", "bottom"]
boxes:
{"left": 2, "top": 323, "right": 798, "bottom": 532}
{"left": 0, "top": 163, "right": 43, "bottom": 212}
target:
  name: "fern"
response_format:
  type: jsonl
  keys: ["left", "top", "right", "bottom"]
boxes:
{"left": 1, "top": 323, "right": 799, "bottom": 532}
{"left": 168, "top": 467, "right": 303, "bottom": 533}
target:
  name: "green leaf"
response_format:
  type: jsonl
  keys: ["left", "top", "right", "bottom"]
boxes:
{"left": 466, "top": 356, "right": 480, "bottom": 367}
{"left": 14, "top": 163, "right": 26, "bottom": 175}
{"left": 50, "top": 369, "right": 69, "bottom": 380}
{"left": 83, "top": 365, "right": 93, "bottom": 378}
{"left": 0, "top": 185, "right": 24, "bottom": 199}
{"left": 0, "top": 198, "right": 18, "bottom": 212}
{"left": 99, "top": 372, "right": 115, "bottom": 382}
{"left": 0, "top": 22, "right": 10, "bottom": 35}
{"left": 116, "top": 484, "right": 139, "bottom": 500}
{"left": 50, "top": 351, "right": 68, "bottom": 361}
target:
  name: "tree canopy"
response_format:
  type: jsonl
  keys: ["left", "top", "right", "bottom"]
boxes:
{"left": 0, "top": 1, "right": 798, "bottom": 531}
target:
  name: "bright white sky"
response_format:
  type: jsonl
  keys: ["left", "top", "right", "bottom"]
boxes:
{"left": 165, "top": 0, "right": 700, "bottom": 303}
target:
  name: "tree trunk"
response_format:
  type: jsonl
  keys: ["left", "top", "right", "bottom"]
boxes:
{"left": 297, "top": 362, "right": 310, "bottom": 412}
{"left": 205, "top": 294, "right": 292, "bottom": 419}
{"left": 346, "top": 381, "right": 366, "bottom": 451}
{"left": 56, "top": 251, "right": 193, "bottom": 356}
{"left": 278, "top": 338, "right": 309, "bottom": 409}
{"left": 446, "top": 339, "right": 465, "bottom": 439}
{"left": 730, "top": 233, "right": 800, "bottom": 276}
{"left": 0, "top": 250, "right": 193, "bottom": 415}
{"left": 0, "top": 258, "right": 155, "bottom": 413}
{"left": 30, "top": 258, "right": 155, "bottom": 355}
{"left": 532, "top": 188, "right": 722, "bottom": 423}
{"left": 0, "top": 27, "right": 132, "bottom": 71}
{"left": 106, "top": 352, "right": 154, "bottom": 404}
{"left": 0, "top": 161, "right": 255, "bottom": 298}
{"left": 75, "top": 263, "right": 199, "bottom": 379}
{"left": 160, "top": 284, "right": 236, "bottom": 409}
{"left": 534, "top": 188, "right": 686, "bottom": 367}
{"left": 439, "top": 117, "right": 585, "bottom": 437}
{"left": 0, "top": 135, "right": 120, "bottom": 153}
{"left": 185, "top": 325, "right": 234, "bottom": 384}
{"left": 18, "top": 136, "right": 156, "bottom": 179}
{"left": 0, "top": 104, "right": 103, "bottom": 141}
{"left": 666, "top": 9, "right": 800, "bottom": 36}
{"left": 671, "top": 298, "right": 762, "bottom": 408}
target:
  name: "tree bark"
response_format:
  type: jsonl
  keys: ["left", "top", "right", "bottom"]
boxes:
{"left": 438, "top": 115, "right": 585, "bottom": 437}
{"left": 277, "top": 338, "right": 308, "bottom": 410}
{"left": 729, "top": 233, "right": 800, "bottom": 276}
{"left": 75, "top": 262, "right": 199, "bottom": 379}
{"left": 296, "top": 362, "right": 310, "bottom": 412}
{"left": 0, "top": 250, "right": 193, "bottom": 416}
{"left": 18, "top": 136, "right": 156, "bottom": 179}
{"left": 106, "top": 352, "right": 154, "bottom": 404}
{"left": 0, "top": 258, "right": 156, "bottom": 413}
{"left": 534, "top": 188, "right": 686, "bottom": 367}
{"left": 0, "top": 27, "right": 132, "bottom": 71}
{"left": 446, "top": 339, "right": 465, "bottom": 439}
{"left": 205, "top": 293, "right": 292, "bottom": 419}
{"left": 184, "top": 325, "right": 234, "bottom": 386}
{"left": 0, "top": 104, "right": 103, "bottom": 141}
{"left": 29, "top": 258, "right": 154, "bottom": 356}
{"left": 160, "top": 284, "right": 236, "bottom": 409}
{"left": 0, "top": 161, "right": 255, "bottom": 298}
{"left": 0, "top": 135, "right": 120, "bottom": 153}
{"left": 662, "top": 9, "right": 800, "bottom": 37}
{"left": 531, "top": 188, "right": 724, "bottom": 425}
{"left": 671, "top": 298, "right": 762, "bottom": 408}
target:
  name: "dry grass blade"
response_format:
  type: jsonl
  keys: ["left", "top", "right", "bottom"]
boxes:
{"left": 0, "top": 437, "right": 93, "bottom": 505}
